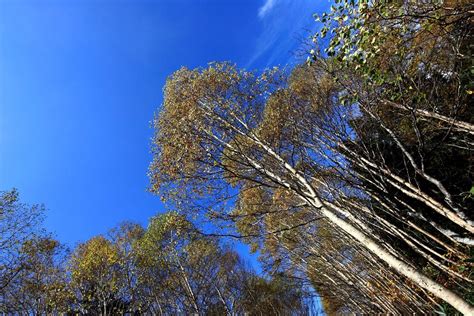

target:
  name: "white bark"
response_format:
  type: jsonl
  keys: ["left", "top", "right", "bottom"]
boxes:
{"left": 315, "top": 199, "right": 474, "bottom": 315}
{"left": 254, "top": 139, "right": 473, "bottom": 313}
{"left": 339, "top": 142, "right": 474, "bottom": 233}
{"left": 248, "top": 133, "right": 474, "bottom": 314}
{"left": 197, "top": 101, "right": 474, "bottom": 314}
{"left": 382, "top": 100, "right": 474, "bottom": 135}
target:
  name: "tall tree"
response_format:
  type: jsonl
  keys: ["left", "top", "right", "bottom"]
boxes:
{"left": 107, "top": 222, "right": 145, "bottom": 313}
{"left": 0, "top": 189, "right": 44, "bottom": 311}
{"left": 134, "top": 211, "right": 313, "bottom": 315}
{"left": 68, "top": 235, "right": 124, "bottom": 314}
{"left": 1, "top": 236, "right": 71, "bottom": 314}
{"left": 150, "top": 53, "right": 473, "bottom": 312}
{"left": 135, "top": 212, "right": 237, "bottom": 314}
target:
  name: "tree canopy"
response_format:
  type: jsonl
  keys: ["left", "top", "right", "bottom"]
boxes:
{"left": 1, "top": 192, "right": 315, "bottom": 315}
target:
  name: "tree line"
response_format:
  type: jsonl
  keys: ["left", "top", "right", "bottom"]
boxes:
{"left": 0, "top": 189, "right": 319, "bottom": 314}
{"left": 149, "top": 1, "right": 473, "bottom": 314}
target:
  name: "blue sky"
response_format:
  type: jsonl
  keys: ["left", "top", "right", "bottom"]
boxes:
{"left": 0, "top": 0, "right": 328, "bottom": 257}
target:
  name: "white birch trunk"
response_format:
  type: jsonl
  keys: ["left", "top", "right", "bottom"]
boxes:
{"left": 316, "top": 199, "right": 474, "bottom": 315}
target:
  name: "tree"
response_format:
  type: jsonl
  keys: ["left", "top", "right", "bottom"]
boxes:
{"left": 1, "top": 236, "right": 71, "bottom": 314}
{"left": 149, "top": 56, "right": 473, "bottom": 313}
{"left": 239, "top": 275, "right": 310, "bottom": 315}
{"left": 134, "top": 211, "right": 314, "bottom": 315}
{"left": 107, "top": 222, "right": 145, "bottom": 313}
{"left": 68, "top": 235, "right": 124, "bottom": 314}
{"left": 0, "top": 189, "right": 44, "bottom": 311}
{"left": 135, "top": 212, "right": 234, "bottom": 314}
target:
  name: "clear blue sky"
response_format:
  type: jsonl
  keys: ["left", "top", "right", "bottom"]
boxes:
{"left": 0, "top": 0, "right": 327, "bottom": 253}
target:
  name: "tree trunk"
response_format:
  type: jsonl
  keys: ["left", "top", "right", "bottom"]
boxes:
{"left": 316, "top": 199, "right": 474, "bottom": 315}
{"left": 243, "top": 132, "right": 474, "bottom": 314}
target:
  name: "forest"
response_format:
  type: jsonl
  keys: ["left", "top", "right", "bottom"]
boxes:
{"left": 1, "top": 0, "right": 473, "bottom": 315}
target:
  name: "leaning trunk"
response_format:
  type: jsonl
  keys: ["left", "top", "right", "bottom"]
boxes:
{"left": 314, "top": 200, "right": 473, "bottom": 314}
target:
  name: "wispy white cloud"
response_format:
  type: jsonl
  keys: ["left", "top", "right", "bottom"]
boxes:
{"left": 248, "top": 0, "right": 328, "bottom": 68}
{"left": 258, "top": 0, "right": 277, "bottom": 19}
